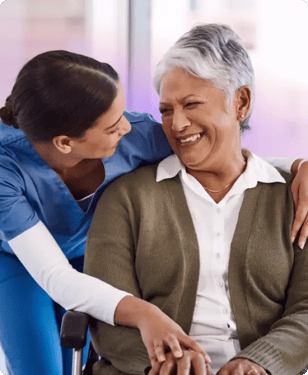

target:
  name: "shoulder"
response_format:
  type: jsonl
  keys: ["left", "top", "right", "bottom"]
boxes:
{"left": 100, "top": 163, "right": 184, "bottom": 216}
{"left": 105, "top": 164, "right": 159, "bottom": 195}
{"left": 98, "top": 164, "right": 180, "bottom": 210}
{"left": 0, "top": 121, "right": 27, "bottom": 147}
{"left": 262, "top": 170, "right": 293, "bottom": 206}
{"left": 0, "top": 121, "right": 30, "bottom": 174}
{"left": 259, "top": 170, "right": 293, "bottom": 198}
{"left": 0, "top": 127, "right": 35, "bottom": 187}
{"left": 124, "top": 110, "right": 160, "bottom": 126}
{"left": 252, "top": 171, "right": 295, "bottom": 229}
{"left": 93, "top": 165, "right": 161, "bottom": 221}
{"left": 275, "top": 169, "right": 293, "bottom": 186}
{"left": 0, "top": 151, "right": 25, "bottom": 189}
{"left": 262, "top": 169, "right": 293, "bottom": 198}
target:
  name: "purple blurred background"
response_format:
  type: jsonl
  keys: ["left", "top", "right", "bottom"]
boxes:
{"left": 0, "top": 0, "right": 308, "bottom": 373}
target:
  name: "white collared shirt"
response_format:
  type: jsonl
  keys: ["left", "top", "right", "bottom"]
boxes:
{"left": 156, "top": 150, "right": 286, "bottom": 374}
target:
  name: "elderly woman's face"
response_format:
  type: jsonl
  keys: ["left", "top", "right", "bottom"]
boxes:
{"left": 159, "top": 67, "right": 243, "bottom": 171}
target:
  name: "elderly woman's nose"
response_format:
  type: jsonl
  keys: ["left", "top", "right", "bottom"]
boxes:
{"left": 172, "top": 110, "right": 190, "bottom": 131}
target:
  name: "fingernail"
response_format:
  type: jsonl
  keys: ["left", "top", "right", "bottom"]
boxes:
{"left": 205, "top": 355, "right": 211, "bottom": 363}
{"left": 299, "top": 241, "right": 305, "bottom": 249}
{"left": 175, "top": 351, "right": 183, "bottom": 358}
{"left": 290, "top": 236, "right": 295, "bottom": 243}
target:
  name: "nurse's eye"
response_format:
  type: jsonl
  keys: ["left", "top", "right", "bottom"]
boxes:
{"left": 108, "top": 125, "right": 119, "bottom": 134}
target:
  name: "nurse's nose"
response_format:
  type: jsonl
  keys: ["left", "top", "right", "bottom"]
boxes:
{"left": 118, "top": 117, "right": 132, "bottom": 136}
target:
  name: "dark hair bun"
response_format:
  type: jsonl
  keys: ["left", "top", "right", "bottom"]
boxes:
{"left": 1, "top": 51, "right": 119, "bottom": 140}
{"left": 0, "top": 96, "right": 19, "bottom": 128}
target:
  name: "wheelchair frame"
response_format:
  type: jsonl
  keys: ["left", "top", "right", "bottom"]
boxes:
{"left": 60, "top": 311, "right": 98, "bottom": 375}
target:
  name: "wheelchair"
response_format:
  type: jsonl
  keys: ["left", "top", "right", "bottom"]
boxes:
{"left": 60, "top": 311, "right": 98, "bottom": 375}
{"left": 61, "top": 311, "right": 308, "bottom": 375}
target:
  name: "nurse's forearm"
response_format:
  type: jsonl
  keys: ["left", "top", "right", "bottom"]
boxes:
{"left": 114, "top": 295, "right": 157, "bottom": 326}
{"left": 264, "top": 157, "right": 297, "bottom": 173}
{"left": 114, "top": 295, "right": 209, "bottom": 363}
{"left": 265, "top": 157, "right": 308, "bottom": 175}
{"left": 8, "top": 221, "right": 130, "bottom": 325}
{"left": 290, "top": 158, "right": 308, "bottom": 175}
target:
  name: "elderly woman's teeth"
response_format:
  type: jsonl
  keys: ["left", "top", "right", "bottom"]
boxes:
{"left": 179, "top": 133, "right": 201, "bottom": 144}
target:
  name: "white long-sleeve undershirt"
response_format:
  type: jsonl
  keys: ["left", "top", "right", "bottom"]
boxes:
{"left": 264, "top": 157, "right": 296, "bottom": 172}
{"left": 8, "top": 221, "right": 130, "bottom": 325}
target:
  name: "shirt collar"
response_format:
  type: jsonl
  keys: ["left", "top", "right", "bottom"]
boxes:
{"left": 156, "top": 154, "right": 184, "bottom": 182}
{"left": 156, "top": 150, "right": 286, "bottom": 189}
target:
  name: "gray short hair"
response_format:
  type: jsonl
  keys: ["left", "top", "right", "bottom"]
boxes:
{"left": 154, "top": 23, "right": 255, "bottom": 132}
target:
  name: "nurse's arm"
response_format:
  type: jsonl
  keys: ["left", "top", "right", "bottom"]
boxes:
{"left": 264, "top": 157, "right": 308, "bottom": 248}
{"left": 8, "top": 221, "right": 128, "bottom": 325}
{"left": 8, "top": 221, "right": 205, "bottom": 363}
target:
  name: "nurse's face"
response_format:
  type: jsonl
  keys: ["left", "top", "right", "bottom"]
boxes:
{"left": 69, "top": 82, "right": 131, "bottom": 159}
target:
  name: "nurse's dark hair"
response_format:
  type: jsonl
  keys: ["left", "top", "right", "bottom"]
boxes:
{"left": 0, "top": 50, "right": 119, "bottom": 142}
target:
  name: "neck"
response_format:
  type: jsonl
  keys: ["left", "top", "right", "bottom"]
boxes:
{"left": 187, "top": 152, "right": 247, "bottom": 203}
{"left": 32, "top": 141, "right": 83, "bottom": 175}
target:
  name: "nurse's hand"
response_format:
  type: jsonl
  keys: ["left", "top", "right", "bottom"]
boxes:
{"left": 216, "top": 358, "right": 267, "bottom": 375}
{"left": 291, "top": 159, "right": 308, "bottom": 249}
{"left": 149, "top": 350, "right": 211, "bottom": 375}
{"left": 114, "top": 296, "right": 208, "bottom": 366}
{"left": 137, "top": 303, "right": 210, "bottom": 366}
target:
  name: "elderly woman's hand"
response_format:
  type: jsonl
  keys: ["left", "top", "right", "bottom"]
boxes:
{"left": 149, "top": 350, "right": 212, "bottom": 375}
{"left": 216, "top": 358, "right": 267, "bottom": 375}
{"left": 291, "top": 160, "right": 308, "bottom": 249}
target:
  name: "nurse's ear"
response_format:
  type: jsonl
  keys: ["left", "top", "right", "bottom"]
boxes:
{"left": 52, "top": 135, "right": 72, "bottom": 154}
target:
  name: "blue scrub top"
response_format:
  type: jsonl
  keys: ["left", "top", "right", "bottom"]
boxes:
{"left": 0, "top": 111, "right": 172, "bottom": 259}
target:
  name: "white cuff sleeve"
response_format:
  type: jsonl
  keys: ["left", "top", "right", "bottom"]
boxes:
{"left": 8, "top": 221, "right": 130, "bottom": 325}
{"left": 264, "top": 157, "right": 297, "bottom": 173}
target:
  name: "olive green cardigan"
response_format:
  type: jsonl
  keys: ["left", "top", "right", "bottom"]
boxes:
{"left": 84, "top": 165, "right": 308, "bottom": 375}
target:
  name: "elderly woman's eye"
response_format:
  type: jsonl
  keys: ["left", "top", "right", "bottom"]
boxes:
{"left": 186, "top": 102, "right": 200, "bottom": 108}
{"left": 160, "top": 108, "right": 172, "bottom": 116}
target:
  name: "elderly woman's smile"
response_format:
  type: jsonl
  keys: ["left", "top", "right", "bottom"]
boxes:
{"left": 159, "top": 67, "right": 245, "bottom": 175}
{"left": 177, "top": 132, "right": 203, "bottom": 145}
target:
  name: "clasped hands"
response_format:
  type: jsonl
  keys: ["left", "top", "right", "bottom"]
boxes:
{"left": 149, "top": 351, "right": 267, "bottom": 375}
{"left": 138, "top": 304, "right": 267, "bottom": 375}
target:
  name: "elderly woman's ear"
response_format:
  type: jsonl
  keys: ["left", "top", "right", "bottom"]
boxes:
{"left": 235, "top": 85, "right": 251, "bottom": 121}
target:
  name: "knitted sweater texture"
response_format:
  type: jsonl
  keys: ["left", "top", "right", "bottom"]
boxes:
{"left": 84, "top": 165, "right": 308, "bottom": 375}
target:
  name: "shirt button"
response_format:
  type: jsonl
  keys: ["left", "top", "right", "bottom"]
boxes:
{"left": 216, "top": 253, "right": 221, "bottom": 258}
{"left": 217, "top": 232, "right": 220, "bottom": 237}
{"left": 217, "top": 208, "right": 221, "bottom": 214}
{"left": 223, "top": 308, "right": 229, "bottom": 315}
{"left": 217, "top": 281, "right": 224, "bottom": 288}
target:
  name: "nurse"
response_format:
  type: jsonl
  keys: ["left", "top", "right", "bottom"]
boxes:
{"left": 0, "top": 50, "right": 307, "bottom": 375}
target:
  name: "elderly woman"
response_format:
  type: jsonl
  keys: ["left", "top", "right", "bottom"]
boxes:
{"left": 84, "top": 24, "right": 308, "bottom": 375}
